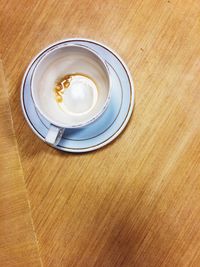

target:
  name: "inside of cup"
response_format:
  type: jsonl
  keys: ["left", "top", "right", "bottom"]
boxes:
{"left": 32, "top": 45, "right": 110, "bottom": 127}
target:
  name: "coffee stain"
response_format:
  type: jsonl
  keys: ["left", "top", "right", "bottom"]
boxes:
{"left": 54, "top": 73, "right": 97, "bottom": 103}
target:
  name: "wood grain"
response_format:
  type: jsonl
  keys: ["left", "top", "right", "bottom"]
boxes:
{"left": 0, "top": 61, "right": 42, "bottom": 266}
{"left": 1, "top": 0, "right": 200, "bottom": 266}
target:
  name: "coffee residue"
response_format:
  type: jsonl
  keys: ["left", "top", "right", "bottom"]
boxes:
{"left": 54, "top": 74, "right": 71, "bottom": 103}
{"left": 54, "top": 73, "right": 97, "bottom": 103}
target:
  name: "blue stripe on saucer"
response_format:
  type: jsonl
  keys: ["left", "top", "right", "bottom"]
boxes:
{"left": 22, "top": 39, "right": 134, "bottom": 152}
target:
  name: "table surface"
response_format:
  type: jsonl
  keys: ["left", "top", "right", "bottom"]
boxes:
{"left": 0, "top": 0, "right": 200, "bottom": 266}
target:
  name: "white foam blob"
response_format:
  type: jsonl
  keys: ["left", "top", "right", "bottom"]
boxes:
{"left": 58, "top": 75, "right": 98, "bottom": 116}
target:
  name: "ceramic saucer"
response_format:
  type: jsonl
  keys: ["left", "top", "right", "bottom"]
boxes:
{"left": 21, "top": 39, "right": 134, "bottom": 153}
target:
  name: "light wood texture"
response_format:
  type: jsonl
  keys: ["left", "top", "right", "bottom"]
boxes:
{"left": 1, "top": 0, "right": 200, "bottom": 266}
{"left": 0, "top": 61, "right": 42, "bottom": 266}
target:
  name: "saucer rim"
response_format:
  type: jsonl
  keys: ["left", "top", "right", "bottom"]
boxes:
{"left": 21, "top": 38, "right": 134, "bottom": 153}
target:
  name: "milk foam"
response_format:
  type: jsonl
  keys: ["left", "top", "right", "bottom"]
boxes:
{"left": 58, "top": 75, "right": 98, "bottom": 115}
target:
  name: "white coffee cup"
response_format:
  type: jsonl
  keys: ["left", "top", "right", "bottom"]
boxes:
{"left": 31, "top": 44, "right": 111, "bottom": 145}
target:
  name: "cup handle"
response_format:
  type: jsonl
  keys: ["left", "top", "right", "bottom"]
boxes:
{"left": 45, "top": 125, "right": 65, "bottom": 145}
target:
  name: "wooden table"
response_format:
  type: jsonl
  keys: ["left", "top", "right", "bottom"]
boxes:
{"left": 0, "top": 0, "right": 200, "bottom": 266}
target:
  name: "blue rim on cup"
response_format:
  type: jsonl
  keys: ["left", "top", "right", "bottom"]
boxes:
{"left": 30, "top": 44, "right": 111, "bottom": 145}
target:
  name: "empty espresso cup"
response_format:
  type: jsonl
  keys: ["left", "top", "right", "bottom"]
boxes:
{"left": 31, "top": 44, "right": 111, "bottom": 145}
